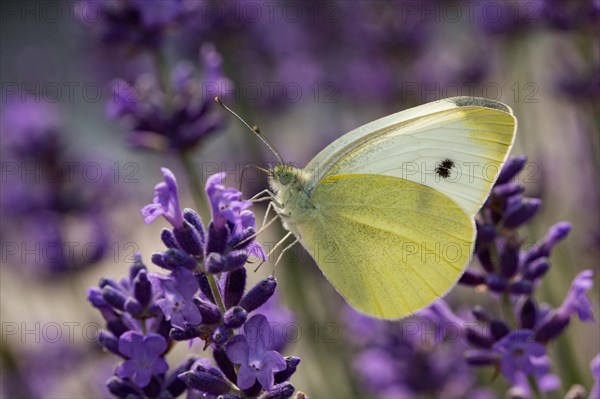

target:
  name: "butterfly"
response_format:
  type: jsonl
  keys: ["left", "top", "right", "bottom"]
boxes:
{"left": 221, "top": 96, "right": 517, "bottom": 319}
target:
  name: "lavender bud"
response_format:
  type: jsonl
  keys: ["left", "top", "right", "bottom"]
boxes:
{"left": 99, "top": 277, "right": 120, "bottom": 290}
{"left": 261, "top": 382, "right": 295, "bottom": 399}
{"left": 477, "top": 247, "right": 495, "bottom": 273}
{"left": 101, "top": 286, "right": 127, "bottom": 310}
{"left": 196, "top": 272, "right": 215, "bottom": 303}
{"left": 509, "top": 280, "right": 533, "bottom": 295}
{"left": 206, "top": 253, "right": 226, "bottom": 274}
{"left": 524, "top": 222, "right": 572, "bottom": 264}
{"left": 493, "top": 183, "right": 524, "bottom": 198}
{"left": 107, "top": 376, "right": 141, "bottom": 398}
{"left": 486, "top": 275, "right": 508, "bottom": 293}
{"left": 489, "top": 320, "right": 510, "bottom": 340}
{"left": 459, "top": 269, "right": 485, "bottom": 286}
{"left": 497, "top": 156, "right": 527, "bottom": 184}
{"left": 519, "top": 298, "right": 537, "bottom": 329}
{"left": 223, "top": 268, "right": 247, "bottom": 308}
{"left": 465, "top": 349, "right": 498, "bottom": 366}
{"left": 97, "top": 330, "right": 119, "bottom": 355}
{"left": 151, "top": 252, "right": 168, "bottom": 269}
{"left": 124, "top": 297, "right": 143, "bottom": 317}
{"left": 224, "top": 250, "right": 248, "bottom": 272}
{"left": 214, "top": 348, "right": 237, "bottom": 383}
{"left": 161, "top": 228, "right": 179, "bottom": 249}
{"left": 476, "top": 221, "right": 496, "bottom": 245}
{"left": 211, "top": 325, "right": 233, "bottom": 346}
{"left": 163, "top": 248, "right": 197, "bottom": 270}
{"left": 504, "top": 198, "right": 541, "bottom": 229}
{"left": 174, "top": 220, "right": 204, "bottom": 257}
{"left": 500, "top": 239, "right": 520, "bottom": 278}
{"left": 183, "top": 208, "right": 205, "bottom": 242}
{"left": 194, "top": 297, "right": 222, "bottom": 324}
{"left": 165, "top": 357, "right": 197, "bottom": 397}
{"left": 218, "top": 395, "right": 242, "bottom": 399}
{"left": 223, "top": 306, "right": 247, "bottom": 328}
{"left": 133, "top": 269, "right": 152, "bottom": 307}
{"left": 178, "top": 370, "right": 231, "bottom": 395}
{"left": 240, "top": 276, "right": 277, "bottom": 312}
{"left": 274, "top": 357, "right": 301, "bottom": 383}
{"left": 129, "top": 254, "right": 146, "bottom": 280}
{"left": 524, "top": 258, "right": 550, "bottom": 280}
{"left": 472, "top": 306, "right": 491, "bottom": 322}
{"left": 207, "top": 222, "right": 229, "bottom": 255}
{"left": 170, "top": 327, "right": 199, "bottom": 341}
{"left": 466, "top": 328, "right": 494, "bottom": 348}
{"left": 534, "top": 313, "right": 570, "bottom": 342}
{"left": 231, "top": 226, "right": 255, "bottom": 249}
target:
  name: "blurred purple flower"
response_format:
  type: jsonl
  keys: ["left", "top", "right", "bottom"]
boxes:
{"left": 492, "top": 330, "right": 546, "bottom": 381}
{"left": 116, "top": 331, "right": 169, "bottom": 387}
{"left": 76, "top": 0, "right": 199, "bottom": 49}
{"left": 141, "top": 167, "right": 184, "bottom": 228}
{"left": 107, "top": 44, "right": 230, "bottom": 151}
{"left": 226, "top": 314, "right": 287, "bottom": 390}
{"left": 557, "top": 270, "right": 595, "bottom": 322}
{"left": 590, "top": 354, "right": 600, "bottom": 399}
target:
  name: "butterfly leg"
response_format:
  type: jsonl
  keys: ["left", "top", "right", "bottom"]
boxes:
{"left": 234, "top": 213, "right": 280, "bottom": 248}
{"left": 254, "top": 231, "right": 294, "bottom": 272}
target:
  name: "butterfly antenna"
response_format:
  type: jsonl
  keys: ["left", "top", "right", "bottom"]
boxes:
{"left": 239, "top": 163, "right": 270, "bottom": 192}
{"left": 215, "top": 97, "right": 284, "bottom": 164}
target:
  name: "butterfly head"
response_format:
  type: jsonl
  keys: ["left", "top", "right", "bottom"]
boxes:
{"left": 269, "top": 164, "right": 308, "bottom": 192}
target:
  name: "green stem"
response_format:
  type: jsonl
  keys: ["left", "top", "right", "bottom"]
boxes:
{"left": 179, "top": 149, "right": 208, "bottom": 212}
{"left": 153, "top": 48, "right": 172, "bottom": 110}
{"left": 527, "top": 374, "right": 543, "bottom": 399}
{"left": 501, "top": 293, "right": 517, "bottom": 329}
{"left": 206, "top": 270, "right": 226, "bottom": 314}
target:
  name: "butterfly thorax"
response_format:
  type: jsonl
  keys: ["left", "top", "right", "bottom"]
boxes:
{"left": 268, "top": 164, "right": 316, "bottom": 234}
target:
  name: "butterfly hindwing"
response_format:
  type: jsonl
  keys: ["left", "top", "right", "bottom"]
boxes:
{"left": 296, "top": 173, "right": 474, "bottom": 319}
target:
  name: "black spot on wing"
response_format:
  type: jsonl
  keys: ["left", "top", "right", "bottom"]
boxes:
{"left": 435, "top": 158, "right": 455, "bottom": 179}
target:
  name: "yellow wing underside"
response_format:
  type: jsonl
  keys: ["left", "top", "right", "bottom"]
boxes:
{"left": 297, "top": 173, "right": 475, "bottom": 319}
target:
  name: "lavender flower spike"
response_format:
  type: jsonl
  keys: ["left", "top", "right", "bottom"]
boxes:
{"left": 226, "top": 314, "right": 287, "bottom": 390}
{"left": 116, "top": 331, "right": 169, "bottom": 388}
{"left": 141, "top": 167, "right": 184, "bottom": 228}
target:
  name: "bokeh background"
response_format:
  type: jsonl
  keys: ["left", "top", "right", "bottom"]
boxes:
{"left": 1, "top": 0, "right": 598, "bottom": 398}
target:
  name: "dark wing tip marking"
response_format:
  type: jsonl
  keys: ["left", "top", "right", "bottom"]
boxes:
{"left": 450, "top": 97, "right": 512, "bottom": 114}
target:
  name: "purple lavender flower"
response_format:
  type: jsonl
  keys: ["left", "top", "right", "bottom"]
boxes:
{"left": 226, "top": 315, "right": 287, "bottom": 390}
{"left": 151, "top": 268, "right": 202, "bottom": 329}
{"left": 459, "top": 156, "right": 569, "bottom": 296}
{"left": 557, "top": 270, "right": 595, "bottom": 322}
{"left": 141, "top": 167, "right": 184, "bottom": 228}
{"left": 93, "top": 168, "right": 299, "bottom": 397}
{"left": 206, "top": 172, "right": 252, "bottom": 229}
{"left": 492, "top": 330, "right": 547, "bottom": 382}
{"left": 116, "top": 331, "right": 169, "bottom": 387}
{"left": 107, "top": 45, "right": 230, "bottom": 152}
